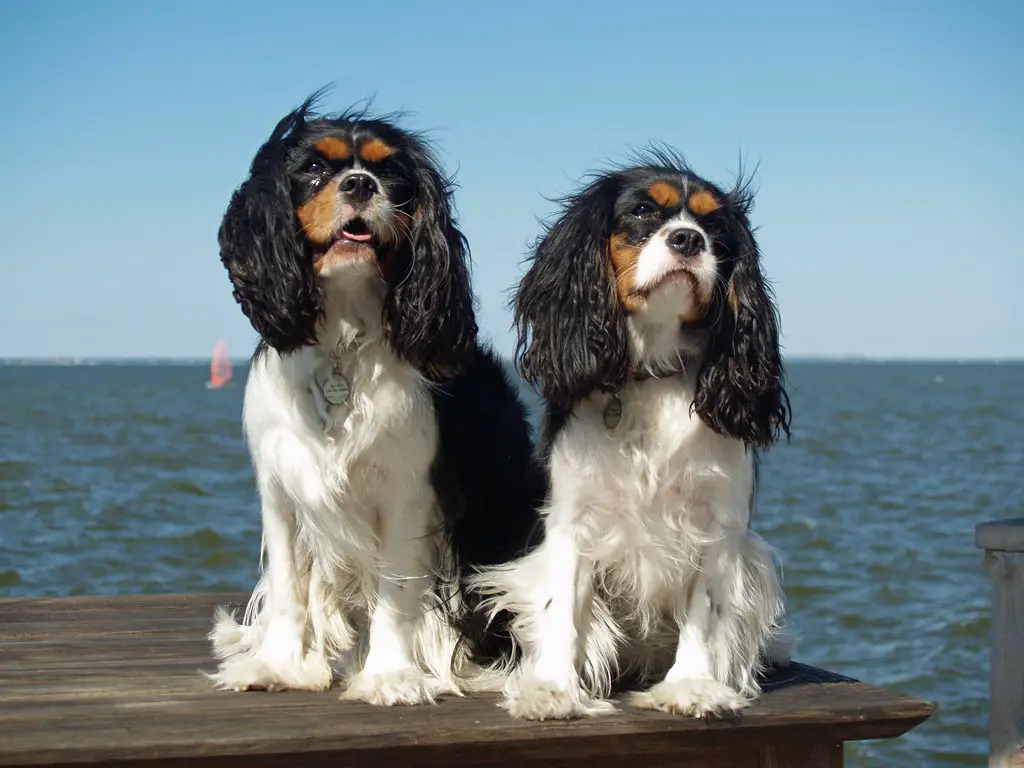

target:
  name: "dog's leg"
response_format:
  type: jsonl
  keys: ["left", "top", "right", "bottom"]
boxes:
{"left": 502, "top": 523, "right": 613, "bottom": 720}
{"left": 341, "top": 493, "right": 441, "bottom": 706}
{"left": 628, "top": 531, "right": 779, "bottom": 716}
{"left": 211, "top": 478, "right": 333, "bottom": 692}
{"left": 626, "top": 565, "right": 746, "bottom": 716}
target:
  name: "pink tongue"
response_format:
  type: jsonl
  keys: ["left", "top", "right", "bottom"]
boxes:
{"left": 341, "top": 229, "right": 373, "bottom": 242}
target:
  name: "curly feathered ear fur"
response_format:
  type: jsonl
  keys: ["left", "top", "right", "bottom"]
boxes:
{"left": 384, "top": 141, "right": 477, "bottom": 377}
{"left": 218, "top": 98, "right": 322, "bottom": 353}
{"left": 694, "top": 198, "right": 791, "bottom": 449}
{"left": 514, "top": 176, "right": 629, "bottom": 407}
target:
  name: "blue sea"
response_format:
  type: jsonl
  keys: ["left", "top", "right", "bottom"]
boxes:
{"left": 2, "top": 359, "right": 1021, "bottom": 766}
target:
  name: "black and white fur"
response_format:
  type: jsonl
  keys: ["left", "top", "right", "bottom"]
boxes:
{"left": 470, "top": 151, "right": 793, "bottom": 719}
{"left": 209, "top": 94, "right": 543, "bottom": 705}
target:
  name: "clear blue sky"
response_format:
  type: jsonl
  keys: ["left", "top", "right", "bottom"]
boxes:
{"left": 1, "top": 0, "right": 1021, "bottom": 360}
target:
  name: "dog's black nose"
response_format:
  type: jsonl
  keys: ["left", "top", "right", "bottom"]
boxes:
{"left": 340, "top": 173, "right": 379, "bottom": 203}
{"left": 665, "top": 227, "right": 705, "bottom": 257}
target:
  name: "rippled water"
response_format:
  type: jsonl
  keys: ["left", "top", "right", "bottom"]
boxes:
{"left": 2, "top": 360, "right": 1020, "bottom": 765}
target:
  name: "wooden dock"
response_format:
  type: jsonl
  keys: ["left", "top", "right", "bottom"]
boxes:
{"left": 0, "top": 593, "right": 931, "bottom": 767}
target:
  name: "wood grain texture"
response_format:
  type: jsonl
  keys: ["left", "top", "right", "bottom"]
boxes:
{"left": 976, "top": 518, "right": 1024, "bottom": 553}
{"left": 758, "top": 741, "right": 842, "bottom": 767}
{"left": 0, "top": 593, "right": 933, "bottom": 767}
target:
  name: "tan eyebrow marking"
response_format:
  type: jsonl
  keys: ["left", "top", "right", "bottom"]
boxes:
{"left": 314, "top": 137, "right": 351, "bottom": 161}
{"left": 647, "top": 181, "right": 681, "bottom": 208}
{"left": 359, "top": 138, "right": 394, "bottom": 163}
{"left": 687, "top": 189, "right": 721, "bottom": 215}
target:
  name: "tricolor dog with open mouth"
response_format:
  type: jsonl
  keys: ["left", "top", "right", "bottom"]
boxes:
{"left": 209, "top": 92, "right": 543, "bottom": 705}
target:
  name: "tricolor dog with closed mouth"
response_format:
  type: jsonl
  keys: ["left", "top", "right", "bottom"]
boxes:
{"left": 470, "top": 149, "right": 794, "bottom": 720}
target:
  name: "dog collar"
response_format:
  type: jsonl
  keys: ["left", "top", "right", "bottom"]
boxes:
{"left": 604, "top": 358, "right": 691, "bottom": 429}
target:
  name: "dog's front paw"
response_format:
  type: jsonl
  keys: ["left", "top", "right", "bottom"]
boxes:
{"left": 502, "top": 676, "right": 614, "bottom": 721}
{"left": 208, "top": 651, "right": 334, "bottom": 693}
{"left": 341, "top": 667, "right": 442, "bottom": 706}
{"left": 627, "top": 678, "right": 749, "bottom": 717}
{"left": 207, "top": 614, "right": 334, "bottom": 693}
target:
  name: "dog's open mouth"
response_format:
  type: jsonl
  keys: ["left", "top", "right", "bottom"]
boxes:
{"left": 313, "top": 218, "right": 378, "bottom": 272}
{"left": 337, "top": 217, "right": 375, "bottom": 245}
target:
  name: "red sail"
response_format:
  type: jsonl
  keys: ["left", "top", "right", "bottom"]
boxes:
{"left": 209, "top": 342, "right": 233, "bottom": 388}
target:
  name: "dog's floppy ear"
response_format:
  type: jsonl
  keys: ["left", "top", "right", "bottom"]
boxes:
{"left": 383, "top": 139, "right": 477, "bottom": 376}
{"left": 693, "top": 195, "right": 791, "bottom": 448}
{"left": 218, "top": 97, "right": 322, "bottom": 353}
{"left": 514, "top": 175, "right": 629, "bottom": 406}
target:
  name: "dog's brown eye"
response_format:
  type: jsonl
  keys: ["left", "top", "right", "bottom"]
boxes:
{"left": 631, "top": 202, "right": 658, "bottom": 218}
{"left": 304, "top": 159, "right": 327, "bottom": 175}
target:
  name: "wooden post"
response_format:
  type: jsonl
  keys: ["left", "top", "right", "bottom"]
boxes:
{"left": 977, "top": 518, "right": 1024, "bottom": 768}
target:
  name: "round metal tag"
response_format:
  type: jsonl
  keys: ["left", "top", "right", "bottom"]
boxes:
{"left": 603, "top": 396, "right": 623, "bottom": 430}
{"left": 319, "top": 368, "right": 351, "bottom": 406}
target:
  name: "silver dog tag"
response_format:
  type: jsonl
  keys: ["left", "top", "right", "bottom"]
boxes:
{"left": 318, "top": 366, "right": 351, "bottom": 406}
{"left": 603, "top": 395, "right": 623, "bottom": 430}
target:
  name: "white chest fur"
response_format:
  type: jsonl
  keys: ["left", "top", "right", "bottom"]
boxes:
{"left": 548, "top": 376, "right": 753, "bottom": 598}
{"left": 242, "top": 319, "right": 440, "bottom": 581}
{"left": 251, "top": 338, "right": 434, "bottom": 470}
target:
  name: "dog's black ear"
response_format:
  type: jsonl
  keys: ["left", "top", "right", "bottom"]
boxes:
{"left": 514, "top": 175, "right": 629, "bottom": 406}
{"left": 384, "top": 140, "right": 477, "bottom": 376}
{"left": 218, "top": 98, "right": 321, "bottom": 353}
{"left": 694, "top": 196, "right": 791, "bottom": 448}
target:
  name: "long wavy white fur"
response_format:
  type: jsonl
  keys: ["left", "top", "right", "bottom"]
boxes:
{"left": 206, "top": 276, "right": 508, "bottom": 702}
{"left": 468, "top": 372, "right": 792, "bottom": 719}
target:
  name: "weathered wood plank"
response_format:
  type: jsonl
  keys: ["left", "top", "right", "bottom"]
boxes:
{"left": 36, "top": 747, "right": 763, "bottom": 768}
{"left": 0, "top": 593, "right": 932, "bottom": 767}
{"left": 977, "top": 518, "right": 1024, "bottom": 552}
{"left": 758, "top": 741, "right": 842, "bottom": 768}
